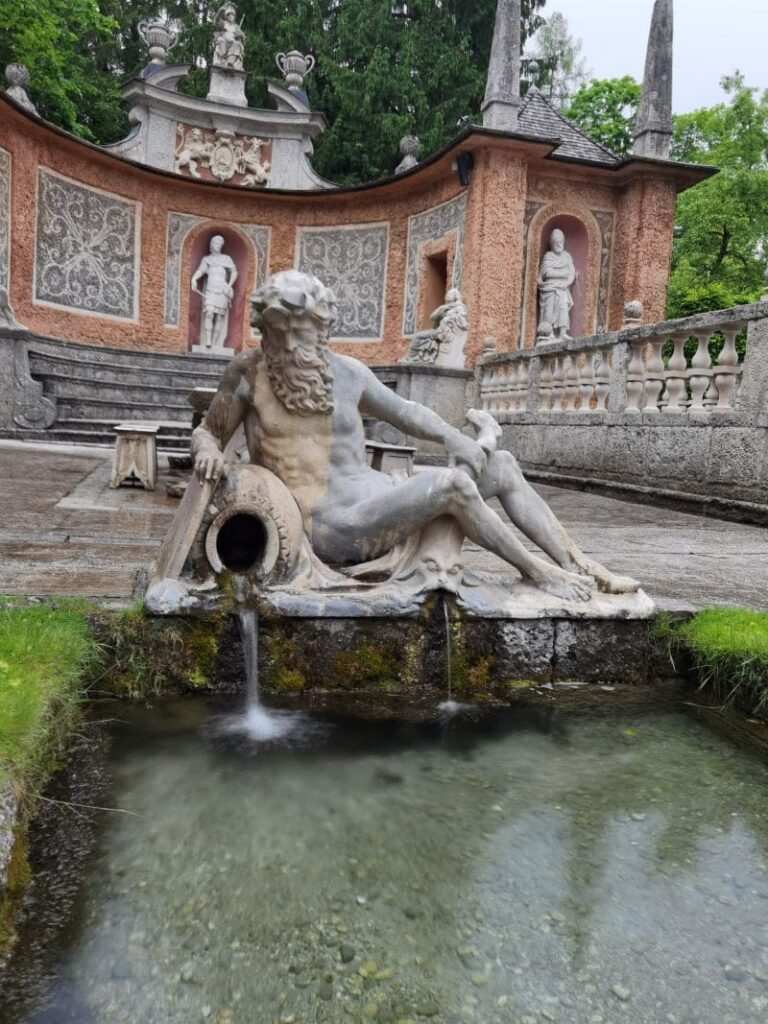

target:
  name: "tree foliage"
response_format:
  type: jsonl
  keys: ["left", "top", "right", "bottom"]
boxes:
{"left": 526, "top": 11, "right": 588, "bottom": 110}
{"left": 565, "top": 76, "right": 641, "bottom": 156}
{"left": 0, "top": 0, "right": 546, "bottom": 182}
{"left": 667, "top": 74, "right": 768, "bottom": 318}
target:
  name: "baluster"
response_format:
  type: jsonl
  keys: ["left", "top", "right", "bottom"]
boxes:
{"left": 564, "top": 354, "right": 580, "bottom": 411}
{"left": 714, "top": 326, "right": 741, "bottom": 411}
{"left": 579, "top": 351, "right": 596, "bottom": 412}
{"left": 551, "top": 356, "right": 565, "bottom": 410}
{"left": 664, "top": 333, "right": 688, "bottom": 412}
{"left": 518, "top": 359, "right": 530, "bottom": 411}
{"left": 624, "top": 340, "right": 646, "bottom": 413}
{"left": 643, "top": 337, "right": 665, "bottom": 412}
{"left": 688, "top": 331, "right": 712, "bottom": 411}
{"left": 594, "top": 348, "right": 611, "bottom": 412}
{"left": 538, "top": 356, "right": 553, "bottom": 412}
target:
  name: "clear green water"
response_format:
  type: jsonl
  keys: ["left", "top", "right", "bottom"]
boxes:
{"left": 5, "top": 701, "right": 768, "bottom": 1024}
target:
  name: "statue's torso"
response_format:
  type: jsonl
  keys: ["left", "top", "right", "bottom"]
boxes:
{"left": 243, "top": 356, "right": 387, "bottom": 533}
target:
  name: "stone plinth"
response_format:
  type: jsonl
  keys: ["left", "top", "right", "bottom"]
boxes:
{"left": 110, "top": 423, "right": 159, "bottom": 491}
{"left": 206, "top": 66, "right": 248, "bottom": 108}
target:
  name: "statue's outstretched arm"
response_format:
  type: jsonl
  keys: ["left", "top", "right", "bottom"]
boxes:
{"left": 356, "top": 361, "right": 486, "bottom": 478}
{"left": 190, "top": 355, "right": 248, "bottom": 481}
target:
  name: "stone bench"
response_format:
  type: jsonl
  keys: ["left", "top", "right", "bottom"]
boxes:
{"left": 365, "top": 440, "right": 416, "bottom": 476}
{"left": 110, "top": 423, "right": 160, "bottom": 491}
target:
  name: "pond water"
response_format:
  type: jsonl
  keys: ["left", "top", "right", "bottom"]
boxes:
{"left": 3, "top": 700, "right": 768, "bottom": 1024}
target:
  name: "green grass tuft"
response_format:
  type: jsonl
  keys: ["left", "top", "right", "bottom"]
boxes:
{"left": 0, "top": 602, "right": 101, "bottom": 801}
{"left": 669, "top": 608, "right": 768, "bottom": 715}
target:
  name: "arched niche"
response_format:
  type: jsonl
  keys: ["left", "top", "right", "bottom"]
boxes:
{"left": 185, "top": 226, "right": 251, "bottom": 353}
{"left": 538, "top": 214, "right": 589, "bottom": 339}
{"left": 523, "top": 205, "right": 602, "bottom": 346}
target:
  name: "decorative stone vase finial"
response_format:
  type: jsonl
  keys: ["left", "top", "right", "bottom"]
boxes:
{"left": 526, "top": 58, "right": 541, "bottom": 90}
{"left": 395, "top": 135, "right": 421, "bottom": 175}
{"left": 138, "top": 16, "right": 180, "bottom": 65}
{"left": 275, "top": 51, "right": 316, "bottom": 92}
{"left": 481, "top": 336, "right": 498, "bottom": 361}
{"left": 4, "top": 63, "right": 37, "bottom": 115}
{"left": 623, "top": 299, "right": 644, "bottom": 326}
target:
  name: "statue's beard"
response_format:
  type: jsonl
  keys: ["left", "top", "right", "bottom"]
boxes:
{"left": 263, "top": 335, "right": 334, "bottom": 416}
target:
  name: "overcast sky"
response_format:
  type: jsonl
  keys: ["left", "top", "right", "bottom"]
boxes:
{"left": 539, "top": 0, "right": 767, "bottom": 112}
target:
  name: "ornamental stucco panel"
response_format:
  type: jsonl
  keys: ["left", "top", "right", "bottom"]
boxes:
{"left": 34, "top": 169, "right": 139, "bottom": 320}
{"left": 164, "top": 212, "right": 204, "bottom": 325}
{"left": 297, "top": 224, "right": 389, "bottom": 341}
{"left": 0, "top": 148, "right": 10, "bottom": 293}
{"left": 592, "top": 210, "right": 615, "bottom": 333}
{"left": 403, "top": 194, "right": 467, "bottom": 337}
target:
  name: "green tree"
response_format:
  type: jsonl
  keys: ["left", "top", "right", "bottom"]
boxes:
{"left": 565, "top": 76, "right": 641, "bottom": 155}
{"left": 667, "top": 73, "right": 768, "bottom": 318}
{"left": 0, "top": 0, "right": 124, "bottom": 139}
{"left": 1, "top": 1, "right": 548, "bottom": 181}
{"left": 527, "top": 10, "right": 589, "bottom": 109}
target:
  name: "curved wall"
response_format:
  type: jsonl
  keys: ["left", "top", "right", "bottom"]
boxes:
{"left": 0, "top": 96, "right": 684, "bottom": 366}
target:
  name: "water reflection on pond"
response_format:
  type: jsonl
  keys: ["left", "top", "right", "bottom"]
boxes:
{"left": 4, "top": 701, "right": 768, "bottom": 1024}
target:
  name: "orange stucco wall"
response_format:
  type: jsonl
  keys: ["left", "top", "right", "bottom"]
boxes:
{"left": 0, "top": 96, "right": 693, "bottom": 366}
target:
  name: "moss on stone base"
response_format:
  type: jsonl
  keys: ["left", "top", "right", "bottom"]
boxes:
{"left": 91, "top": 604, "right": 227, "bottom": 699}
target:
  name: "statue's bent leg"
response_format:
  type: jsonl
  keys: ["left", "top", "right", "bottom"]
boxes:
{"left": 314, "top": 469, "right": 593, "bottom": 602}
{"left": 478, "top": 450, "right": 639, "bottom": 594}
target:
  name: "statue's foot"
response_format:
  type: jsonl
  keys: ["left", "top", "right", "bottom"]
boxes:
{"left": 527, "top": 564, "right": 595, "bottom": 603}
{"left": 571, "top": 557, "right": 641, "bottom": 595}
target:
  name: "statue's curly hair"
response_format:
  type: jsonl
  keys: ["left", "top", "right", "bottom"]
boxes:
{"left": 250, "top": 270, "right": 337, "bottom": 337}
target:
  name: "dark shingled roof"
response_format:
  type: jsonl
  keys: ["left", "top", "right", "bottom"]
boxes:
{"left": 518, "top": 87, "right": 621, "bottom": 166}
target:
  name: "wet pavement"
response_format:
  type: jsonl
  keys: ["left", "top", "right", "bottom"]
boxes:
{"left": 1, "top": 441, "right": 766, "bottom": 610}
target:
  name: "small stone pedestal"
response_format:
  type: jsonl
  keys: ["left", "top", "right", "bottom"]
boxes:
{"left": 365, "top": 440, "right": 416, "bottom": 476}
{"left": 110, "top": 423, "right": 159, "bottom": 491}
{"left": 191, "top": 344, "right": 235, "bottom": 358}
{"left": 206, "top": 66, "right": 248, "bottom": 107}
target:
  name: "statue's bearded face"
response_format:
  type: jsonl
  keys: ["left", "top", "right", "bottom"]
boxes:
{"left": 262, "top": 315, "right": 334, "bottom": 416}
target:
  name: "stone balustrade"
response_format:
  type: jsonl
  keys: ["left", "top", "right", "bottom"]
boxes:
{"left": 479, "top": 303, "right": 768, "bottom": 422}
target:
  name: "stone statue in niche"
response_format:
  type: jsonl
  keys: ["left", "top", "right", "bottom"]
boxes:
{"left": 145, "top": 270, "right": 650, "bottom": 619}
{"left": 400, "top": 289, "right": 469, "bottom": 368}
{"left": 212, "top": 3, "right": 246, "bottom": 70}
{"left": 191, "top": 235, "right": 238, "bottom": 353}
{"left": 537, "top": 228, "right": 576, "bottom": 340}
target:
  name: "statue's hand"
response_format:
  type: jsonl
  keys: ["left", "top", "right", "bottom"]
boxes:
{"left": 447, "top": 434, "right": 487, "bottom": 480}
{"left": 194, "top": 449, "right": 226, "bottom": 484}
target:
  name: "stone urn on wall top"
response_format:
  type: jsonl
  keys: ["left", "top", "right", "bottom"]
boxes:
{"left": 138, "top": 17, "right": 180, "bottom": 65}
{"left": 275, "top": 51, "right": 316, "bottom": 92}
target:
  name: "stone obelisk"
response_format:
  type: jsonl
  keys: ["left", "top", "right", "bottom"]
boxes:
{"left": 633, "top": 0, "right": 674, "bottom": 158}
{"left": 481, "top": 0, "right": 522, "bottom": 131}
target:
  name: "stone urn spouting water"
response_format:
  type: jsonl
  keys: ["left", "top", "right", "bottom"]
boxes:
{"left": 138, "top": 17, "right": 180, "bottom": 65}
{"left": 275, "top": 51, "right": 316, "bottom": 92}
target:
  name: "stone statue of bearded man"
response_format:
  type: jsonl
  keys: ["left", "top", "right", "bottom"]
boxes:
{"left": 537, "top": 228, "right": 576, "bottom": 340}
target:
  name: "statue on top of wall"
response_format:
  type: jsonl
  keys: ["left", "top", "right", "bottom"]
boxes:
{"left": 537, "top": 228, "right": 576, "bottom": 341}
{"left": 400, "top": 289, "right": 469, "bottom": 368}
{"left": 191, "top": 235, "right": 238, "bottom": 352}
{"left": 212, "top": 3, "right": 246, "bottom": 71}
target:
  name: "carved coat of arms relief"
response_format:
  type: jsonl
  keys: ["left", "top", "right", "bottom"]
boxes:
{"left": 174, "top": 125, "right": 271, "bottom": 188}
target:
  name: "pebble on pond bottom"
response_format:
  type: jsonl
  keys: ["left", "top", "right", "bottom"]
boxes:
{"left": 3, "top": 703, "right": 768, "bottom": 1024}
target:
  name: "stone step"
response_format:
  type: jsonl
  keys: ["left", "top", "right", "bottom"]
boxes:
{"left": 59, "top": 417, "right": 191, "bottom": 435}
{"left": 26, "top": 338, "right": 231, "bottom": 376}
{"left": 46, "top": 378, "right": 196, "bottom": 405}
{"left": 47, "top": 426, "right": 191, "bottom": 450}
{"left": 28, "top": 357, "right": 224, "bottom": 391}
{"left": 54, "top": 396, "right": 193, "bottom": 421}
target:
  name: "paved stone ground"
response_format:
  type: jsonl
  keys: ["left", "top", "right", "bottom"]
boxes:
{"left": 1, "top": 441, "right": 767, "bottom": 611}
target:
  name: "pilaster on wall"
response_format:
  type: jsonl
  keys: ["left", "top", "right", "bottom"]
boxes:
{"left": 613, "top": 177, "right": 677, "bottom": 326}
{"left": 462, "top": 148, "right": 528, "bottom": 361}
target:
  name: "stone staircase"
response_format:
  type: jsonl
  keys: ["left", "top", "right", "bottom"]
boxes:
{"left": 18, "top": 338, "right": 230, "bottom": 451}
